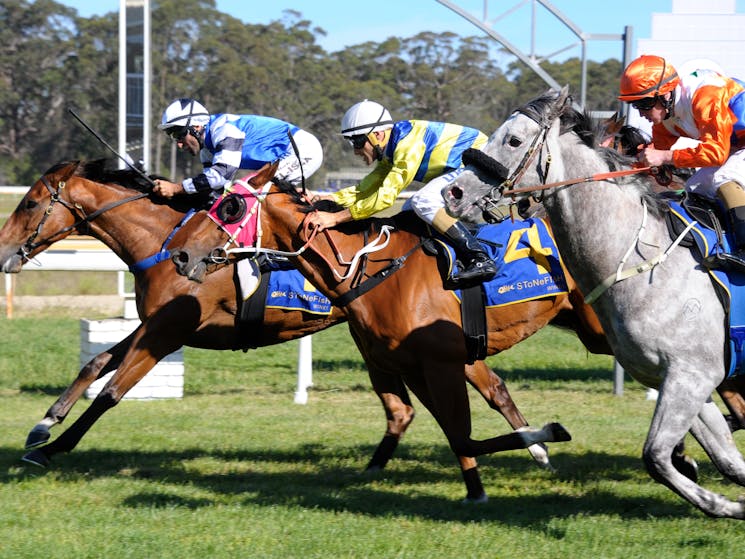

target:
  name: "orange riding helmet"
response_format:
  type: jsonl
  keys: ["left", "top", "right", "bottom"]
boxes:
{"left": 618, "top": 55, "right": 680, "bottom": 101}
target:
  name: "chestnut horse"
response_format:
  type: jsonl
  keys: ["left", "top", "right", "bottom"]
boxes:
{"left": 168, "top": 163, "right": 614, "bottom": 498}
{"left": 0, "top": 159, "right": 549, "bottom": 502}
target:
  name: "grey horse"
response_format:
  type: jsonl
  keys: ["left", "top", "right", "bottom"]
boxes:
{"left": 442, "top": 87, "right": 745, "bottom": 519}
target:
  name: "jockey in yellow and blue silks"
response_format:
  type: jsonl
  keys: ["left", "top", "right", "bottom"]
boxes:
{"left": 307, "top": 99, "right": 497, "bottom": 288}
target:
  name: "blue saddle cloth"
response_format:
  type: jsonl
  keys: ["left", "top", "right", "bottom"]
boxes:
{"left": 668, "top": 201, "right": 745, "bottom": 377}
{"left": 439, "top": 217, "right": 568, "bottom": 307}
{"left": 265, "top": 268, "right": 332, "bottom": 315}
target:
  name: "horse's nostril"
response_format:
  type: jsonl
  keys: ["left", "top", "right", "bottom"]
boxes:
{"left": 172, "top": 251, "right": 190, "bottom": 264}
{"left": 451, "top": 187, "right": 463, "bottom": 201}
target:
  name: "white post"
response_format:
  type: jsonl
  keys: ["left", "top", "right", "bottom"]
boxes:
{"left": 118, "top": 0, "right": 127, "bottom": 169}
{"left": 294, "top": 335, "right": 313, "bottom": 404}
{"left": 142, "top": 0, "right": 151, "bottom": 171}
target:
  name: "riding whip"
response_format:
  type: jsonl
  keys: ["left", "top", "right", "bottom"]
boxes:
{"left": 68, "top": 108, "right": 156, "bottom": 188}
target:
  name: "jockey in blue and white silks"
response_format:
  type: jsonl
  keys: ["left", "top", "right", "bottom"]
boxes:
{"left": 154, "top": 98, "right": 323, "bottom": 199}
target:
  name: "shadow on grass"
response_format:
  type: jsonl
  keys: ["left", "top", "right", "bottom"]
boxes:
{"left": 0, "top": 442, "right": 698, "bottom": 525}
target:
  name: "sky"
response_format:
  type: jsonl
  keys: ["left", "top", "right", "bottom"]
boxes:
{"left": 51, "top": 0, "right": 745, "bottom": 64}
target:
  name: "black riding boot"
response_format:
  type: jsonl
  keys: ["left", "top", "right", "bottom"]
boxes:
{"left": 443, "top": 222, "right": 498, "bottom": 288}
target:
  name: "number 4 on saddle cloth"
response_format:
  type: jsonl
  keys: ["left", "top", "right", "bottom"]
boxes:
{"left": 668, "top": 196, "right": 745, "bottom": 378}
{"left": 433, "top": 217, "right": 569, "bottom": 307}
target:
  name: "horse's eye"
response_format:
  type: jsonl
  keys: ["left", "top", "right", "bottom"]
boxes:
{"left": 508, "top": 137, "right": 522, "bottom": 148}
{"left": 24, "top": 199, "right": 38, "bottom": 210}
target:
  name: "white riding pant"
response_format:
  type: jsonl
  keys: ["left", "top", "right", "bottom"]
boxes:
{"left": 402, "top": 168, "right": 464, "bottom": 224}
{"left": 275, "top": 129, "right": 324, "bottom": 186}
{"left": 685, "top": 146, "right": 745, "bottom": 198}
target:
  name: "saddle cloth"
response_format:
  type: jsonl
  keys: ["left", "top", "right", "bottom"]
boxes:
{"left": 668, "top": 200, "right": 745, "bottom": 377}
{"left": 438, "top": 216, "right": 569, "bottom": 307}
{"left": 239, "top": 257, "right": 332, "bottom": 316}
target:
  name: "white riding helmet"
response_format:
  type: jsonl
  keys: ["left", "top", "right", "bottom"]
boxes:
{"left": 340, "top": 100, "right": 394, "bottom": 138}
{"left": 159, "top": 98, "right": 210, "bottom": 130}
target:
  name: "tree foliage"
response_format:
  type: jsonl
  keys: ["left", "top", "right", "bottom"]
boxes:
{"left": 2, "top": 0, "right": 625, "bottom": 186}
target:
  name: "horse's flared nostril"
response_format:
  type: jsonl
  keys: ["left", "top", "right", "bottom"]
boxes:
{"left": 450, "top": 187, "right": 464, "bottom": 201}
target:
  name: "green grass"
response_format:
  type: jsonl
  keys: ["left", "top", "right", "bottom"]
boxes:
{"left": 1, "top": 317, "right": 744, "bottom": 558}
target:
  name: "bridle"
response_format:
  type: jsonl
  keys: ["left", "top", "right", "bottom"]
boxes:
{"left": 19, "top": 171, "right": 148, "bottom": 262}
{"left": 473, "top": 99, "right": 653, "bottom": 222}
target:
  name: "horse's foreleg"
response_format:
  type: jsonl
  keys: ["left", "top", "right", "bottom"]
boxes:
{"left": 465, "top": 361, "right": 551, "bottom": 470}
{"left": 399, "top": 371, "right": 486, "bottom": 503}
{"left": 22, "top": 324, "right": 183, "bottom": 467}
{"left": 25, "top": 331, "right": 138, "bottom": 449}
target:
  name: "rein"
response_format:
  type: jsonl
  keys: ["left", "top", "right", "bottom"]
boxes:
{"left": 501, "top": 166, "right": 654, "bottom": 197}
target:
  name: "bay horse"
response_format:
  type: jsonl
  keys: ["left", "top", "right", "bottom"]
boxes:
{"left": 0, "top": 159, "right": 550, "bottom": 502}
{"left": 441, "top": 87, "right": 745, "bottom": 518}
{"left": 166, "top": 163, "right": 617, "bottom": 499}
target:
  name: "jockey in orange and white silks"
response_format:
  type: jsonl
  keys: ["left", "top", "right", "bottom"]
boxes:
{"left": 154, "top": 98, "right": 323, "bottom": 200}
{"left": 619, "top": 55, "right": 745, "bottom": 268}
{"left": 305, "top": 99, "right": 497, "bottom": 288}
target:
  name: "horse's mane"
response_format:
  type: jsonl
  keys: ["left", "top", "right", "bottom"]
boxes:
{"left": 43, "top": 159, "right": 211, "bottom": 213}
{"left": 525, "top": 90, "right": 667, "bottom": 217}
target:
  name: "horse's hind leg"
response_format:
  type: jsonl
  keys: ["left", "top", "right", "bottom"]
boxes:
{"left": 25, "top": 331, "right": 137, "bottom": 449}
{"left": 644, "top": 373, "right": 745, "bottom": 519}
{"left": 688, "top": 399, "right": 745, "bottom": 486}
{"left": 366, "top": 368, "right": 415, "bottom": 472}
{"left": 465, "top": 361, "right": 551, "bottom": 470}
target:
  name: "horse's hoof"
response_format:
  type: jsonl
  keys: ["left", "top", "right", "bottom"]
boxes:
{"left": 25, "top": 426, "right": 51, "bottom": 449}
{"left": 462, "top": 493, "right": 488, "bottom": 504}
{"left": 21, "top": 449, "right": 50, "bottom": 468}
{"left": 549, "top": 422, "right": 572, "bottom": 442}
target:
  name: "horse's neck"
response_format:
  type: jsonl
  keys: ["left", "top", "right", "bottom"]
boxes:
{"left": 85, "top": 189, "right": 185, "bottom": 266}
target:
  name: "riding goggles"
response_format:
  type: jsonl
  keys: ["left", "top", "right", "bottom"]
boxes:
{"left": 166, "top": 126, "right": 190, "bottom": 141}
{"left": 348, "top": 134, "right": 369, "bottom": 150}
{"left": 630, "top": 96, "right": 659, "bottom": 111}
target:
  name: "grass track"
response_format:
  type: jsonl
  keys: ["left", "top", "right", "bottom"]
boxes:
{"left": 1, "top": 317, "right": 744, "bottom": 558}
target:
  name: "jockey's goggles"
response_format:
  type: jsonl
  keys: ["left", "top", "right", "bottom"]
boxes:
{"left": 166, "top": 126, "right": 190, "bottom": 141}
{"left": 348, "top": 134, "right": 369, "bottom": 150}
{"left": 630, "top": 96, "right": 659, "bottom": 111}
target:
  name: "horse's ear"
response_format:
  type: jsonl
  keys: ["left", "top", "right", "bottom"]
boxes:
{"left": 557, "top": 85, "right": 571, "bottom": 108}
{"left": 249, "top": 161, "right": 280, "bottom": 186}
{"left": 600, "top": 112, "right": 622, "bottom": 134}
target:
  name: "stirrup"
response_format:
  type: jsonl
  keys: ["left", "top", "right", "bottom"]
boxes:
{"left": 702, "top": 251, "right": 745, "bottom": 273}
{"left": 446, "top": 261, "right": 497, "bottom": 289}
